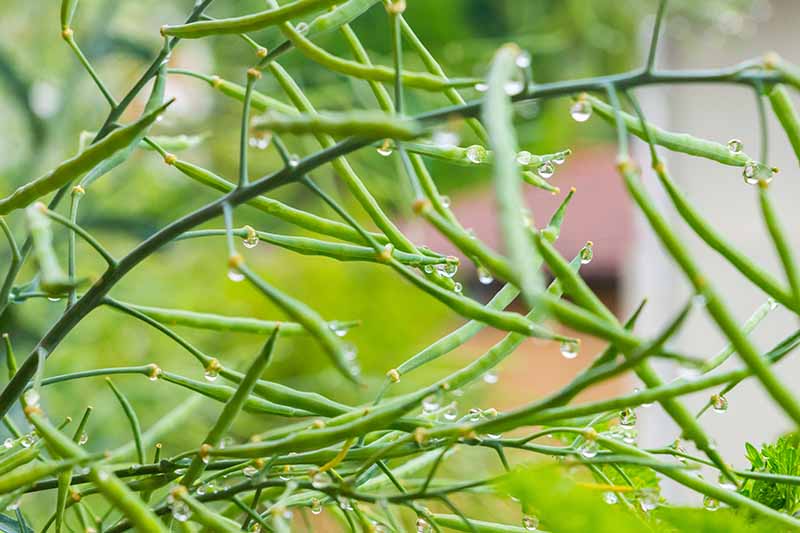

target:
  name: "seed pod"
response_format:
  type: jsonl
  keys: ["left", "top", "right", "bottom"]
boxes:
{"left": 585, "top": 94, "right": 752, "bottom": 167}
{"left": 26, "top": 204, "right": 75, "bottom": 295}
{"left": 253, "top": 110, "right": 423, "bottom": 140}
{"left": 161, "top": 0, "right": 345, "bottom": 38}
{"left": 0, "top": 99, "right": 174, "bottom": 214}
{"left": 60, "top": 0, "right": 78, "bottom": 31}
{"left": 768, "top": 84, "right": 800, "bottom": 165}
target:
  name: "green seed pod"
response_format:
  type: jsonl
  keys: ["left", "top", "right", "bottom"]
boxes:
{"left": 253, "top": 110, "right": 424, "bottom": 140}
{"left": 60, "top": 0, "right": 78, "bottom": 31}
{"left": 0, "top": 98, "right": 174, "bottom": 214}
{"left": 768, "top": 84, "right": 800, "bottom": 165}
{"left": 585, "top": 94, "right": 752, "bottom": 167}
{"left": 173, "top": 489, "right": 241, "bottom": 531}
{"left": 26, "top": 204, "right": 75, "bottom": 295}
{"left": 161, "top": 0, "right": 345, "bottom": 38}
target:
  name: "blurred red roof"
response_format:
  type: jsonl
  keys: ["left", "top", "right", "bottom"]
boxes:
{"left": 403, "top": 144, "right": 632, "bottom": 282}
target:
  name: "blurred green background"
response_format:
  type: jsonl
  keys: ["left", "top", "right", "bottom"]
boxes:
{"left": 0, "top": 0, "right": 762, "bottom": 525}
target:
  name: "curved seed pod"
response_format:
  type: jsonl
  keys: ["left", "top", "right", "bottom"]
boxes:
{"left": 486, "top": 44, "right": 542, "bottom": 306}
{"left": 768, "top": 84, "right": 800, "bottom": 165}
{"left": 181, "top": 330, "right": 279, "bottom": 486}
{"left": 431, "top": 514, "right": 527, "bottom": 533}
{"left": 0, "top": 446, "right": 39, "bottom": 477}
{"left": 253, "top": 110, "right": 424, "bottom": 140}
{"left": 161, "top": 0, "right": 345, "bottom": 38}
{"left": 106, "top": 379, "right": 145, "bottom": 465}
{"left": 159, "top": 372, "right": 311, "bottom": 417}
{"left": 165, "top": 157, "right": 383, "bottom": 246}
{"left": 0, "top": 456, "right": 87, "bottom": 494}
{"left": 122, "top": 301, "right": 356, "bottom": 336}
{"left": 303, "top": 0, "right": 380, "bottom": 39}
{"left": 80, "top": 66, "right": 167, "bottom": 188}
{"left": 174, "top": 489, "right": 241, "bottom": 531}
{"left": 27, "top": 413, "right": 167, "bottom": 532}
{"left": 239, "top": 264, "right": 360, "bottom": 383}
{"left": 0, "top": 98, "right": 174, "bottom": 214}
{"left": 26, "top": 204, "right": 75, "bottom": 295}
{"left": 585, "top": 94, "right": 752, "bottom": 167}
{"left": 278, "top": 17, "right": 477, "bottom": 92}
{"left": 60, "top": 0, "right": 78, "bottom": 31}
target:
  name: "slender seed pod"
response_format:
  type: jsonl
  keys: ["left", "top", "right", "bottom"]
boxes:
{"left": 0, "top": 446, "right": 39, "bottom": 477}
{"left": 106, "top": 379, "right": 145, "bottom": 466}
{"left": 303, "top": 0, "right": 381, "bottom": 39}
{"left": 159, "top": 371, "right": 311, "bottom": 417}
{"left": 80, "top": 66, "right": 167, "bottom": 188}
{"left": 172, "top": 488, "right": 241, "bottom": 531}
{"left": 253, "top": 110, "right": 424, "bottom": 140}
{"left": 0, "top": 99, "right": 174, "bottom": 214}
{"left": 768, "top": 84, "right": 800, "bottom": 165}
{"left": 584, "top": 94, "right": 753, "bottom": 167}
{"left": 27, "top": 413, "right": 167, "bottom": 532}
{"left": 26, "top": 204, "right": 75, "bottom": 295}
{"left": 60, "top": 0, "right": 78, "bottom": 31}
{"left": 485, "top": 44, "right": 542, "bottom": 306}
{"left": 0, "top": 456, "right": 88, "bottom": 494}
{"left": 161, "top": 0, "right": 346, "bottom": 38}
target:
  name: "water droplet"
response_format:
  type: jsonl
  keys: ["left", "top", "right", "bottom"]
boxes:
{"left": 47, "top": 296, "right": 61, "bottom": 302}
{"left": 768, "top": 298, "right": 778, "bottom": 311}
{"left": 20, "top": 434, "right": 35, "bottom": 448}
{"left": 579, "top": 439, "right": 598, "bottom": 458}
{"left": 580, "top": 242, "right": 594, "bottom": 264}
{"left": 377, "top": 139, "right": 393, "bottom": 157}
{"left": 504, "top": 80, "right": 524, "bottom": 96}
{"left": 522, "top": 514, "right": 539, "bottom": 530}
{"left": 423, "top": 264, "right": 434, "bottom": 274}
{"left": 453, "top": 281, "right": 463, "bottom": 294}
{"left": 466, "top": 145, "right": 486, "bottom": 164}
{"left": 437, "top": 262, "right": 458, "bottom": 278}
{"left": 442, "top": 403, "right": 458, "bottom": 421}
{"left": 603, "top": 491, "right": 618, "bottom": 505}
{"left": 718, "top": 473, "right": 738, "bottom": 491}
{"left": 711, "top": 394, "right": 729, "bottom": 413}
{"left": 553, "top": 153, "right": 566, "bottom": 165}
{"left": 477, "top": 267, "right": 494, "bottom": 285}
{"left": 23, "top": 389, "right": 40, "bottom": 407}
{"left": 537, "top": 161, "right": 555, "bottom": 179}
{"left": 227, "top": 269, "right": 245, "bottom": 282}
{"left": 440, "top": 195, "right": 451, "bottom": 208}
{"left": 468, "top": 408, "right": 482, "bottom": 422}
{"left": 422, "top": 395, "right": 440, "bottom": 413}
{"left": 474, "top": 82, "right": 489, "bottom": 92}
{"left": 727, "top": 138, "right": 743, "bottom": 154}
{"left": 312, "top": 471, "right": 329, "bottom": 488}
{"left": 622, "top": 428, "right": 638, "bottom": 444}
{"left": 243, "top": 466, "right": 258, "bottom": 477}
{"left": 416, "top": 517, "right": 432, "bottom": 533}
{"left": 560, "top": 340, "right": 579, "bottom": 359}
{"left": 338, "top": 496, "right": 352, "bottom": 511}
{"left": 516, "top": 150, "right": 532, "bottom": 166}
{"left": 172, "top": 501, "right": 192, "bottom": 522}
{"left": 97, "top": 469, "right": 110, "bottom": 481}
{"left": 483, "top": 371, "right": 499, "bottom": 384}
{"left": 515, "top": 50, "right": 532, "bottom": 69}
{"left": 288, "top": 154, "right": 300, "bottom": 168}
{"left": 5, "top": 499, "right": 20, "bottom": 511}
{"left": 311, "top": 498, "right": 322, "bottom": 514}
{"left": 3, "top": 438, "right": 13, "bottom": 449}
{"left": 242, "top": 226, "right": 259, "bottom": 248}
{"left": 204, "top": 367, "right": 219, "bottom": 382}
{"left": 249, "top": 133, "right": 272, "bottom": 150}
{"left": 619, "top": 408, "right": 637, "bottom": 428}
{"left": 638, "top": 488, "right": 658, "bottom": 511}
{"left": 79, "top": 432, "right": 88, "bottom": 445}
{"left": 295, "top": 22, "right": 309, "bottom": 34}
{"left": 570, "top": 99, "right": 592, "bottom": 122}
{"left": 328, "top": 321, "right": 348, "bottom": 337}
{"left": 703, "top": 495, "right": 720, "bottom": 511}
